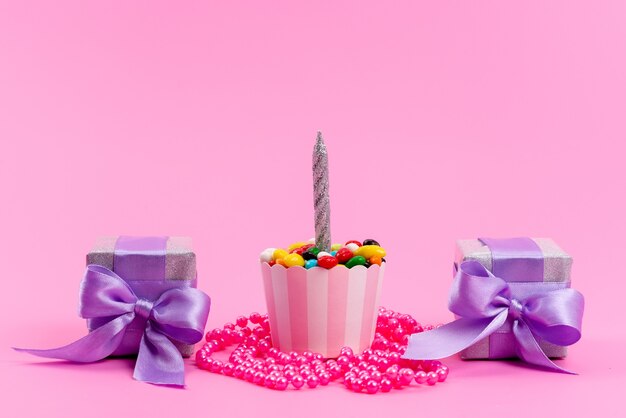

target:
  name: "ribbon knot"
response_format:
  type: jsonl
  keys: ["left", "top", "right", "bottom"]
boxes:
{"left": 14, "top": 264, "right": 211, "bottom": 386}
{"left": 508, "top": 299, "right": 523, "bottom": 320}
{"left": 403, "top": 260, "right": 584, "bottom": 373}
{"left": 134, "top": 298, "right": 154, "bottom": 320}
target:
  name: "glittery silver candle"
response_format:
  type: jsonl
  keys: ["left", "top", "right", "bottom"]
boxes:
{"left": 313, "top": 131, "right": 331, "bottom": 252}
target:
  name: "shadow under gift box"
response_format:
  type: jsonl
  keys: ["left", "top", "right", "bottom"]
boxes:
{"left": 261, "top": 262, "right": 385, "bottom": 358}
{"left": 455, "top": 238, "right": 573, "bottom": 360}
{"left": 87, "top": 236, "right": 198, "bottom": 357}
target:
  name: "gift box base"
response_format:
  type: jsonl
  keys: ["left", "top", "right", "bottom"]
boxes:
{"left": 460, "top": 334, "right": 567, "bottom": 360}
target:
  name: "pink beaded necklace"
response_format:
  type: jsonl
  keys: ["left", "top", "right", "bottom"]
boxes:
{"left": 196, "top": 307, "right": 449, "bottom": 394}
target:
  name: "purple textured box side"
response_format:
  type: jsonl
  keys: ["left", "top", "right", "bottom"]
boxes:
{"left": 454, "top": 238, "right": 572, "bottom": 360}
{"left": 86, "top": 236, "right": 197, "bottom": 357}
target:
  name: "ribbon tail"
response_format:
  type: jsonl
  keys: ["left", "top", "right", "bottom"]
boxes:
{"left": 134, "top": 322, "right": 185, "bottom": 386}
{"left": 13, "top": 313, "right": 133, "bottom": 362}
{"left": 513, "top": 320, "right": 576, "bottom": 374}
{"left": 403, "top": 311, "right": 508, "bottom": 360}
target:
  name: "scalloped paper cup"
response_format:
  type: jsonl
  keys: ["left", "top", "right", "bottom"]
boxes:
{"left": 261, "top": 262, "right": 385, "bottom": 358}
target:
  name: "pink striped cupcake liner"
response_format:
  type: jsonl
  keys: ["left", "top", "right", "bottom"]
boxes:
{"left": 261, "top": 262, "right": 385, "bottom": 358}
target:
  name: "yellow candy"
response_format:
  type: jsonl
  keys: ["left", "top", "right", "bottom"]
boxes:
{"left": 273, "top": 248, "right": 288, "bottom": 261}
{"left": 283, "top": 253, "right": 305, "bottom": 267}
{"left": 287, "top": 242, "right": 308, "bottom": 251}
{"left": 331, "top": 243, "right": 342, "bottom": 251}
{"left": 354, "top": 245, "right": 386, "bottom": 259}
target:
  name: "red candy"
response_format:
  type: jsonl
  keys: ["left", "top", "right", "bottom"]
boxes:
{"left": 317, "top": 255, "right": 338, "bottom": 269}
{"left": 335, "top": 248, "right": 354, "bottom": 264}
{"left": 290, "top": 244, "right": 314, "bottom": 255}
{"left": 345, "top": 240, "right": 362, "bottom": 247}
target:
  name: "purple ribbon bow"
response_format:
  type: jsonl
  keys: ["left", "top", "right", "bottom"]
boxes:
{"left": 15, "top": 264, "right": 211, "bottom": 386}
{"left": 403, "top": 260, "right": 584, "bottom": 373}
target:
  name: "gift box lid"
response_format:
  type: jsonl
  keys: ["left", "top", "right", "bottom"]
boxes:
{"left": 87, "top": 236, "right": 196, "bottom": 281}
{"left": 455, "top": 238, "right": 572, "bottom": 283}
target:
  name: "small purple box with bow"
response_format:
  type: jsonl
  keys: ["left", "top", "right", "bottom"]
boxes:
{"left": 16, "top": 236, "right": 211, "bottom": 386}
{"left": 454, "top": 238, "right": 573, "bottom": 360}
{"left": 404, "top": 237, "right": 584, "bottom": 373}
{"left": 86, "top": 236, "right": 200, "bottom": 357}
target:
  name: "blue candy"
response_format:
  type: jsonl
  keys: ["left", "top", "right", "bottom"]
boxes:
{"left": 305, "top": 259, "right": 318, "bottom": 269}
{"left": 331, "top": 251, "right": 337, "bottom": 256}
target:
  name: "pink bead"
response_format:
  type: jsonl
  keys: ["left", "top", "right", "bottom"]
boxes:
{"left": 388, "top": 352, "right": 400, "bottom": 364}
{"left": 236, "top": 316, "right": 248, "bottom": 328}
{"left": 426, "top": 371, "right": 438, "bottom": 385}
{"left": 258, "top": 339, "right": 270, "bottom": 353}
{"left": 370, "top": 371, "right": 382, "bottom": 382}
{"left": 340, "top": 346, "right": 354, "bottom": 359}
{"left": 284, "top": 369, "right": 296, "bottom": 381}
{"left": 210, "top": 360, "right": 224, "bottom": 373}
{"left": 264, "top": 374, "right": 277, "bottom": 389}
{"left": 414, "top": 371, "right": 428, "bottom": 384}
{"left": 336, "top": 355, "right": 350, "bottom": 367}
{"left": 244, "top": 367, "right": 255, "bottom": 381}
{"left": 399, "top": 368, "right": 414, "bottom": 385}
{"left": 306, "top": 375, "right": 320, "bottom": 388}
{"left": 385, "top": 365, "right": 399, "bottom": 380}
{"left": 318, "top": 372, "right": 331, "bottom": 385}
{"left": 380, "top": 378, "right": 393, "bottom": 392}
{"left": 249, "top": 312, "right": 262, "bottom": 324}
{"left": 392, "top": 327, "right": 405, "bottom": 341}
{"left": 352, "top": 378, "right": 364, "bottom": 392}
{"left": 275, "top": 376, "right": 288, "bottom": 391}
{"left": 378, "top": 358, "right": 390, "bottom": 370}
{"left": 232, "top": 330, "right": 245, "bottom": 343}
{"left": 222, "top": 363, "right": 235, "bottom": 376}
{"left": 291, "top": 375, "right": 304, "bottom": 389}
{"left": 233, "top": 365, "right": 245, "bottom": 378}
{"left": 365, "top": 379, "right": 380, "bottom": 394}
{"left": 253, "top": 371, "right": 266, "bottom": 385}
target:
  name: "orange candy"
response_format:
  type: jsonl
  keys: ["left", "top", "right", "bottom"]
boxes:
{"left": 369, "top": 256, "right": 382, "bottom": 266}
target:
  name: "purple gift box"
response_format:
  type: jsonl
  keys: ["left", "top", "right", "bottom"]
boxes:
{"left": 16, "top": 235, "right": 210, "bottom": 386}
{"left": 403, "top": 236, "right": 583, "bottom": 373}
{"left": 86, "top": 236, "right": 199, "bottom": 357}
{"left": 454, "top": 237, "right": 572, "bottom": 360}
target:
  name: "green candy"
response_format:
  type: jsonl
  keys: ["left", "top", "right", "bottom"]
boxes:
{"left": 345, "top": 255, "right": 367, "bottom": 268}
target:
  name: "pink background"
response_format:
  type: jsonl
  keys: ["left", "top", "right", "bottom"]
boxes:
{"left": 1, "top": 1, "right": 624, "bottom": 416}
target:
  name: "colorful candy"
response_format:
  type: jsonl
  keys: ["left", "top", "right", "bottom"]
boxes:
{"left": 283, "top": 253, "right": 305, "bottom": 267}
{"left": 302, "top": 247, "right": 320, "bottom": 260}
{"left": 335, "top": 248, "right": 353, "bottom": 263}
{"left": 345, "top": 255, "right": 367, "bottom": 268}
{"left": 363, "top": 239, "right": 380, "bottom": 246}
{"left": 261, "top": 239, "right": 386, "bottom": 270}
{"left": 305, "top": 259, "right": 318, "bottom": 269}
{"left": 317, "top": 255, "right": 338, "bottom": 269}
{"left": 353, "top": 245, "right": 386, "bottom": 259}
